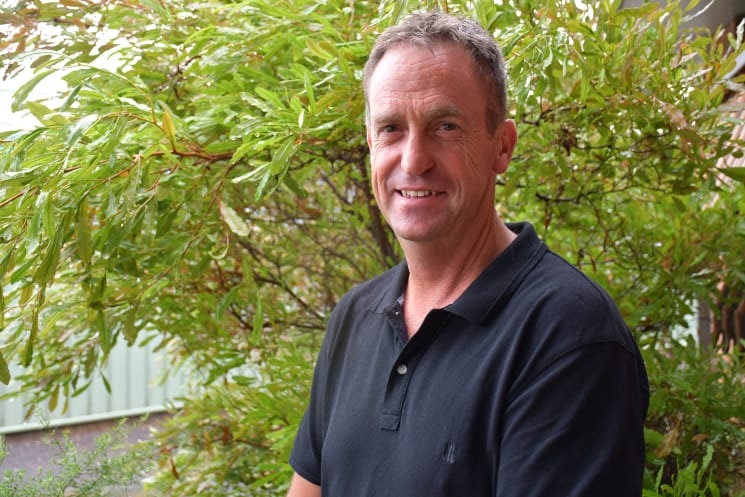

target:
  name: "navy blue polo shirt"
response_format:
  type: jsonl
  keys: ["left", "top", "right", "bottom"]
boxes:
{"left": 290, "top": 222, "right": 649, "bottom": 497}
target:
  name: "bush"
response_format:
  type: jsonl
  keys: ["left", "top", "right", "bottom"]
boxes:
{"left": 0, "top": 419, "right": 156, "bottom": 497}
{"left": 643, "top": 337, "right": 745, "bottom": 497}
{"left": 644, "top": 444, "right": 721, "bottom": 497}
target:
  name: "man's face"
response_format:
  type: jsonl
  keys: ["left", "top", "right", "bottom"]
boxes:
{"left": 366, "top": 43, "right": 515, "bottom": 246}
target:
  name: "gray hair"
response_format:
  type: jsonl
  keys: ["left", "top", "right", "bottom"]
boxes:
{"left": 363, "top": 11, "right": 508, "bottom": 132}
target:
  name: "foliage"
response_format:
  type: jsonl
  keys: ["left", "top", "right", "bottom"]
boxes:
{"left": 644, "top": 444, "right": 722, "bottom": 497}
{"left": 498, "top": 0, "right": 745, "bottom": 335}
{"left": 144, "top": 346, "right": 312, "bottom": 496}
{"left": 1, "top": 0, "right": 744, "bottom": 495}
{"left": 644, "top": 337, "right": 745, "bottom": 496}
{"left": 0, "top": 420, "right": 156, "bottom": 496}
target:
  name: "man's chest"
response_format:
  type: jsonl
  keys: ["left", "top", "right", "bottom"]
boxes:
{"left": 319, "top": 312, "right": 512, "bottom": 496}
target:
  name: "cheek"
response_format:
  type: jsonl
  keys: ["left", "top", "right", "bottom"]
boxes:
{"left": 369, "top": 161, "right": 385, "bottom": 198}
{"left": 460, "top": 138, "right": 496, "bottom": 176}
{"left": 370, "top": 146, "right": 392, "bottom": 180}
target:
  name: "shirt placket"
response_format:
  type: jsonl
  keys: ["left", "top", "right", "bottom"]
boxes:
{"left": 379, "top": 305, "right": 451, "bottom": 431}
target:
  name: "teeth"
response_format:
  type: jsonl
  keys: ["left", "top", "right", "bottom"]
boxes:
{"left": 400, "top": 190, "right": 436, "bottom": 198}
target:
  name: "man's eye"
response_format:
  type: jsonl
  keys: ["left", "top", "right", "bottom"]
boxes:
{"left": 440, "top": 122, "right": 458, "bottom": 131}
{"left": 380, "top": 125, "right": 398, "bottom": 133}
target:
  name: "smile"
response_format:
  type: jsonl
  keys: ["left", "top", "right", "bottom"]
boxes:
{"left": 399, "top": 190, "right": 440, "bottom": 198}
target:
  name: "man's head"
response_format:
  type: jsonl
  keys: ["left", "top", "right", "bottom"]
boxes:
{"left": 363, "top": 11, "right": 509, "bottom": 133}
{"left": 364, "top": 14, "right": 518, "bottom": 248}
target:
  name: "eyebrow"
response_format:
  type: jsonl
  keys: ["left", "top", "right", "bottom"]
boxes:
{"left": 427, "top": 105, "right": 463, "bottom": 120}
{"left": 370, "top": 105, "right": 464, "bottom": 126}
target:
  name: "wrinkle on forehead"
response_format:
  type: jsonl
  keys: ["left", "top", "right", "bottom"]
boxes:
{"left": 368, "top": 47, "right": 475, "bottom": 102}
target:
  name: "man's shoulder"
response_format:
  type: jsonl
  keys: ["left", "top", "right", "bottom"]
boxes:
{"left": 530, "top": 249, "right": 616, "bottom": 306}
{"left": 505, "top": 222, "right": 616, "bottom": 307}
{"left": 515, "top": 249, "right": 635, "bottom": 347}
{"left": 333, "top": 262, "right": 403, "bottom": 315}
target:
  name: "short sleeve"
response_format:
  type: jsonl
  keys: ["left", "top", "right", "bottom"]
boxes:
{"left": 289, "top": 338, "right": 330, "bottom": 486}
{"left": 496, "top": 341, "right": 648, "bottom": 497}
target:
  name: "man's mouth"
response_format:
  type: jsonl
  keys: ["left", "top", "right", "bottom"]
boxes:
{"left": 399, "top": 190, "right": 439, "bottom": 198}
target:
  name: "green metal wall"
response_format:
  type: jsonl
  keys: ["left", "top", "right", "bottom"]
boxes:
{"left": 0, "top": 340, "right": 188, "bottom": 434}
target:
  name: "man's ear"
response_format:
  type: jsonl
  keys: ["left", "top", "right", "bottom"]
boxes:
{"left": 493, "top": 119, "right": 517, "bottom": 175}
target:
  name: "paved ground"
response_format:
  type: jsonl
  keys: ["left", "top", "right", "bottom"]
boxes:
{"left": 1, "top": 412, "right": 168, "bottom": 494}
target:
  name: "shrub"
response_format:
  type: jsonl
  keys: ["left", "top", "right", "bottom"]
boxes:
{"left": 643, "top": 337, "right": 745, "bottom": 496}
{"left": 0, "top": 419, "right": 156, "bottom": 497}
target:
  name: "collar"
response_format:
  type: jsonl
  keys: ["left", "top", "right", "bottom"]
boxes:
{"left": 370, "top": 222, "right": 547, "bottom": 324}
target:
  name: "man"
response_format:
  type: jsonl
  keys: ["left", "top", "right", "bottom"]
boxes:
{"left": 287, "top": 11, "right": 649, "bottom": 497}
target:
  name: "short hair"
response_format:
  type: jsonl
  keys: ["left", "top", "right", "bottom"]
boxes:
{"left": 363, "top": 11, "right": 509, "bottom": 132}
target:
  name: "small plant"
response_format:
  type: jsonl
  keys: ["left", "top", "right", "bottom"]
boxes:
{"left": 0, "top": 419, "right": 157, "bottom": 497}
{"left": 644, "top": 445, "right": 721, "bottom": 497}
{"left": 644, "top": 336, "right": 745, "bottom": 496}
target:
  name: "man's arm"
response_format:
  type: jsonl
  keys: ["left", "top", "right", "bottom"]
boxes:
{"left": 497, "top": 341, "right": 648, "bottom": 496}
{"left": 286, "top": 472, "right": 321, "bottom": 497}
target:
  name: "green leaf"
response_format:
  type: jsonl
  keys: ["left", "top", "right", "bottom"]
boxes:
{"left": 161, "top": 107, "right": 177, "bottom": 147}
{"left": 101, "top": 373, "right": 111, "bottom": 394}
{"left": 269, "top": 136, "right": 297, "bottom": 175}
{"left": 252, "top": 296, "right": 264, "bottom": 341}
{"left": 305, "top": 38, "right": 334, "bottom": 60}
{"left": 389, "top": 0, "right": 408, "bottom": 24}
{"left": 97, "top": 308, "right": 112, "bottom": 354}
{"left": 11, "top": 68, "right": 57, "bottom": 112}
{"left": 255, "top": 87, "right": 284, "bottom": 110}
{"left": 218, "top": 200, "right": 250, "bottom": 238}
{"left": 24, "top": 101, "right": 54, "bottom": 122}
{"left": 217, "top": 286, "right": 240, "bottom": 320}
{"left": 123, "top": 300, "right": 140, "bottom": 346}
{"left": 48, "top": 385, "right": 59, "bottom": 412}
{"left": 719, "top": 166, "right": 745, "bottom": 183}
{"left": 33, "top": 210, "right": 67, "bottom": 286}
{"left": 23, "top": 307, "right": 40, "bottom": 367}
{"left": 64, "top": 114, "right": 99, "bottom": 148}
{"left": 0, "top": 352, "right": 10, "bottom": 385}
{"left": 76, "top": 197, "right": 93, "bottom": 267}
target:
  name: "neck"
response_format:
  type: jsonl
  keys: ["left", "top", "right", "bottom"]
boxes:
{"left": 399, "top": 213, "right": 515, "bottom": 335}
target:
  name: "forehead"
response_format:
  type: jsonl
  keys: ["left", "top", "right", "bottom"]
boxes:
{"left": 366, "top": 43, "right": 488, "bottom": 118}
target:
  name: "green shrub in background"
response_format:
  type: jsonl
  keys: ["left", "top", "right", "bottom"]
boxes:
{"left": 1, "top": 0, "right": 744, "bottom": 495}
{"left": 644, "top": 338, "right": 745, "bottom": 497}
{"left": 0, "top": 420, "right": 156, "bottom": 497}
{"left": 645, "top": 444, "right": 721, "bottom": 497}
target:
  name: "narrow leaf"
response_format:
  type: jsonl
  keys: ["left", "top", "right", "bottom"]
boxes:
{"left": 48, "top": 385, "right": 59, "bottom": 412}
{"left": 34, "top": 225, "right": 63, "bottom": 285}
{"left": 255, "top": 87, "right": 284, "bottom": 109}
{"left": 23, "top": 307, "right": 39, "bottom": 367}
{"left": 217, "top": 286, "right": 240, "bottom": 320}
{"left": 0, "top": 352, "right": 10, "bottom": 385}
{"left": 123, "top": 300, "right": 140, "bottom": 345}
{"left": 269, "top": 136, "right": 297, "bottom": 175}
{"left": 0, "top": 287, "right": 4, "bottom": 330}
{"left": 720, "top": 166, "right": 745, "bottom": 183}
{"left": 12, "top": 69, "right": 56, "bottom": 112}
{"left": 76, "top": 197, "right": 93, "bottom": 267}
{"left": 252, "top": 297, "right": 264, "bottom": 340}
{"left": 97, "top": 308, "right": 112, "bottom": 354}
{"left": 162, "top": 109, "right": 176, "bottom": 146}
{"left": 64, "top": 114, "right": 99, "bottom": 148}
{"left": 101, "top": 373, "right": 111, "bottom": 394}
{"left": 219, "top": 199, "right": 250, "bottom": 237}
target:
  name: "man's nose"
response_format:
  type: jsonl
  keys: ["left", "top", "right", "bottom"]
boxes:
{"left": 400, "top": 131, "right": 433, "bottom": 176}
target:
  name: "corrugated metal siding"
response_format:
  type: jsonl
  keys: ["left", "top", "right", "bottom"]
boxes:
{"left": 0, "top": 339, "right": 188, "bottom": 434}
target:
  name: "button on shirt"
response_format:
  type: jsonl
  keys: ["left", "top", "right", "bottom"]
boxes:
{"left": 290, "top": 222, "right": 649, "bottom": 497}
